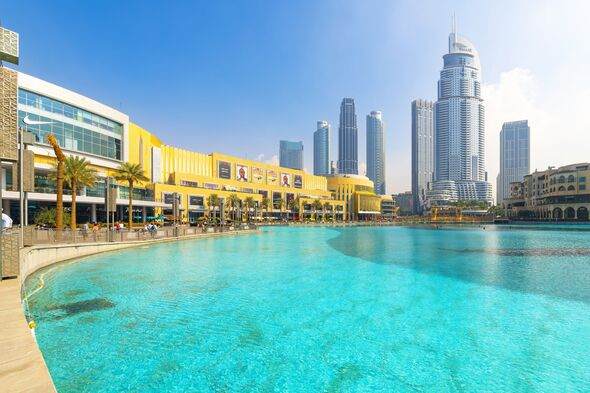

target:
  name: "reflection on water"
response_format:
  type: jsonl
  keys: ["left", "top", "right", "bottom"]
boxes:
{"left": 327, "top": 226, "right": 590, "bottom": 303}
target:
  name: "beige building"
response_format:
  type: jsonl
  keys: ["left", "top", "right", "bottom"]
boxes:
{"left": 505, "top": 163, "right": 590, "bottom": 220}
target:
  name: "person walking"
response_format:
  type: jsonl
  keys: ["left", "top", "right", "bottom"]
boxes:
{"left": 1, "top": 209, "right": 13, "bottom": 232}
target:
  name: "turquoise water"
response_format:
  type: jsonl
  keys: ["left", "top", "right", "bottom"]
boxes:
{"left": 26, "top": 226, "right": 590, "bottom": 391}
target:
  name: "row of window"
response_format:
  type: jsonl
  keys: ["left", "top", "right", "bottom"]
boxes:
{"left": 19, "top": 89, "right": 122, "bottom": 135}
{"left": 19, "top": 110, "right": 121, "bottom": 160}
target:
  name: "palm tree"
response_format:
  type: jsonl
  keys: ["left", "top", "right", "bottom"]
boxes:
{"left": 46, "top": 134, "right": 65, "bottom": 234}
{"left": 261, "top": 196, "right": 270, "bottom": 220}
{"left": 288, "top": 196, "right": 300, "bottom": 221}
{"left": 244, "top": 196, "right": 255, "bottom": 222}
{"left": 323, "top": 201, "right": 331, "bottom": 222}
{"left": 62, "top": 156, "right": 98, "bottom": 230}
{"left": 227, "top": 193, "right": 240, "bottom": 222}
{"left": 208, "top": 194, "right": 219, "bottom": 225}
{"left": 275, "top": 197, "right": 284, "bottom": 221}
{"left": 312, "top": 199, "right": 323, "bottom": 221}
{"left": 114, "top": 162, "right": 149, "bottom": 230}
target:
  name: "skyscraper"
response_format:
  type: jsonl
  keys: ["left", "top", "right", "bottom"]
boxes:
{"left": 279, "top": 140, "right": 303, "bottom": 170}
{"left": 338, "top": 98, "right": 358, "bottom": 174}
{"left": 497, "top": 120, "right": 530, "bottom": 205}
{"left": 411, "top": 100, "right": 434, "bottom": 213}
{"left": 431, "top": 19, "right": 491, "bottom": 203}
{"left": 366, "top": 111, "right": 386, "bottom": 194}
{"left": 313, "top": 121, "right": 330, "bottom": 176}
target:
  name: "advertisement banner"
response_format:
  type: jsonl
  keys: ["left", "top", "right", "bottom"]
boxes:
{"left": 218, "top": 160, "right": 231, "bottom": 179}
{"left": 294, "top": 175, "right": 303, "bottom": 189}
{"left": 236, "top": 163, "right": 249, "bottom": 182}
{"left": 258, "top": 190, "right": 268, "bottom": 199}
{"left": 281, "top": 172, "right": 291, "bottom": 188}
{"left": 267, "top": 169, "right": 278, "bottom": 185}
{"left": 252, "top": 166, "right": 264, "bottom": 184}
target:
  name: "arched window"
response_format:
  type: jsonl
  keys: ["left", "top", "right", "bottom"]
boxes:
{"left": 577, "top": 207, "right": 589, "bottom": 221}
{"left": 567, "top": 185, "right": 575, "bottom": 191}
{"left": 568, "top": 175, "right": 575, "bottom": 183}
{"left": 553, "top": 207, "right": 563, "bottom": 219}
{"left": 558, "top": 176, "right": 565, "bottom": 183}
{"left": 558, "top": 186, "right": 566, "bottom": 192}
{"left": 565, "top": 207, "right": 576, "bottom": 220}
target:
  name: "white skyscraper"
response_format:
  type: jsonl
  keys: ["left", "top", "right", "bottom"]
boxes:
{"left": 431, "top": 18, "right": 492, "bottom": 204}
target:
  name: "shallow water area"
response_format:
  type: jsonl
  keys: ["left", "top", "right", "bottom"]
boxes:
{"left": 26, "top": 226, "right": 590, "bottom": 391}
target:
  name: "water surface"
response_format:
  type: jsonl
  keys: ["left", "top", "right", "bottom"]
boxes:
{"left": 26, "top": 226, "right": 590, "bottom": 391}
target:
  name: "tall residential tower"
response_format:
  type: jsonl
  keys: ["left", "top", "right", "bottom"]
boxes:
{"left": 366, "top": 111, "right": 386, "bottom": 194}
{"left": 279, "top": 140, "right": 304, "bottom": 171}
{"left": 430, "top": 19, "right": 491, "bottom": 204}
{"left": 497, "top": 120, "right": 530, "bottom": 205}
{"left": 338, "top": 98, "right": 358, "bottom": 175}
{"left": 411, "top": 100, "right": 434, "bottom": 214}
{"left": 313, "top": 121, "right": 330, "bottom": 176}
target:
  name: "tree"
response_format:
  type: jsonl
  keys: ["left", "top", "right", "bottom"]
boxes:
{"left": 61, "top": 156, "right": 98, "bottom": 230}
{"left": 288, "top": 196, "right": 299, "bottom": 221}
{"left": 312, "top": 199, "right": 323, "bottom": 221}
{"left": 208, "top": 194, "right": 220, "bottom": 225}
{"left": 261, "top": 196, "right": 270, "bottom": 220}
{"left": 46, "top": 134, "right": 65, "bottom": 233}
{"left": 323, "top": 201, "right": 331, "bottom": 221}
{"left": 275, "top": 197, "right": 284, "bottom": 220}
{"left": 227, "top": 193, "right": 240, "bottom": 222}
{"left": 33, "top": 207, "right": 71, "bottom": 228}
{"left": 244, "top": 196, "right": 255, "bottom": 222}
{"left": 114, "top": 162, "right": 149, "bottom": 230}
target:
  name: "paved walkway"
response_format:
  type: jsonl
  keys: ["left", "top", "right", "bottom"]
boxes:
{"left": 0, "top": 279, "right": 55, "bottom": 392}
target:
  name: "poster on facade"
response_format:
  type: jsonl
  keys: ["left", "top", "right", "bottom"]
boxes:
{"left": 218, "top": 160, "right": 231, "bottom": 179}
{"left": 267, "top": 169, "right": 278, "bottom": 185}
{"left": 258, "top": 190, "right": 268, "bottom": 199}
{"left": 281, "top": 172, "right": 291, "bottom": 187}
{"left": 286, "top": 193, "right": 295, "bottom": 206}
{"left": 236, "top": 164, "right": 249, "bottom": 182}
{"left": 294, "top": 175, "right": 302, "bottom": 189}
{"left": 252, "top": 166, "right": 264, "bottom": 183}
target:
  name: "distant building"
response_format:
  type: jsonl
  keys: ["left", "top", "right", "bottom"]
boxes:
{"left": 338, "top": 98, "right": 358, "bottom": 175}
{"left": 279, "top": 140, "right": 303, "bottom": 170}
{"left": 394, "top": 191, "right": 414, "bottom": 216}
{"left": 366, "top": 111, "right": 386, "bottom": 195}
{"left": 432, "top": 19, "right": 491, "bottom": 204}
{"left": 505, "top": 163, "right": 590, "bottom": 220}
{"left": 497, "top": 120, "right": 530, "bottom": 206}
{"left": 313, "top": 121, "right": 330, "bottom": 176}
{"left": 411, "top": 99, "right": 434, "bottom": 214}
{"left": 380, "top": 196, "right": 397, "bottom": 219}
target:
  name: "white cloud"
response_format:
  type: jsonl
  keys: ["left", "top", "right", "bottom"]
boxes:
{"left": 265, "top": 155, "right": 279, "bottom": 166}
{"left": 483, "top": 67, "right": 590, "bottom": 202}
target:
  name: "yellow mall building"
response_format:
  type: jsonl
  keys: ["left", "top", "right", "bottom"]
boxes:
{"left": 0, "top": 70, "right": 348, "bottom": 225}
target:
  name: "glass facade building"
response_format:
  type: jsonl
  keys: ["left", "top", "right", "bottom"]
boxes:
{"left": 366, "top": 111, "right": 385, "bottom": 195}
{"left": 338, "top": 98, "right": 358, "bottom": 175}
{"left": 411, "top": 100, "right": 434, "bottom": 214}
{"left": 18, "top": 89, "right": 122, "bottom": 160}
{"left": 313, "top": 121, "right": 330, "bottom": 176}
{"left": 497, "top": 120, "right": 530, "bottom": 205}
{"left": 432, "top": 22, "right": 491, "bottom": 203}
{"left": 279, "top": 140, "right": 304, "bottom": 170}
{"left": 435, "top": 26, "right": 485, "bottom": 182}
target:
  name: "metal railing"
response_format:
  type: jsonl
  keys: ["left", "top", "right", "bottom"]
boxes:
{"left": 25, "top": 224, "right": 258, "bottom": 246}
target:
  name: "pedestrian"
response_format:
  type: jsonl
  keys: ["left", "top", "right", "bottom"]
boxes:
{"left": 1, "top": 208, "right": 13, "bottom": 232}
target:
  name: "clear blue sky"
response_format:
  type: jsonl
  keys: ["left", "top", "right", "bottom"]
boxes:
{"left": 3, "top": 0, "right": 590, "bottom": 194}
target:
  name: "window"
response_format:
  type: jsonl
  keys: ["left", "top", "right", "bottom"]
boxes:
{"left": 568, "top": 175, "right": 575, "bottom": 183}
{"left": 580, "top": 185, "right": 587, "bottom": 191}
{"left": 580, "top": 177, "right": 586, "bottom": 183}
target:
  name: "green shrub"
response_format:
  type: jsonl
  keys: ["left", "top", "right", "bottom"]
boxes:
{"left": 33, "top": 207, "right": 71, "bottom": 227}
